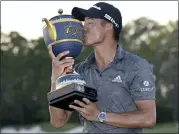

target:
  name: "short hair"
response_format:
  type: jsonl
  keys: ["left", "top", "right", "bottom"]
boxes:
{"left": 100, "top": 19, "right": 121, "bottom": 41}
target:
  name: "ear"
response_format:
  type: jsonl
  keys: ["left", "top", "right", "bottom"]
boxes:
{"left": 104, "top": 23, "right": 113, "bottom": 31}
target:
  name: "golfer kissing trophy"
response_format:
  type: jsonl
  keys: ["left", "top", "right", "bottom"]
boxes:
{"left": 42, "top": 9, "right": 98, "bottom": 111}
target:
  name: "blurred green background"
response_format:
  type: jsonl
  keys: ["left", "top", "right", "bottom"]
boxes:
{"left": 1, "top": 17, "right": 178, "bottom": 133}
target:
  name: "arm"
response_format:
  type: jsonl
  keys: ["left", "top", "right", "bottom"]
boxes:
{"left": 49, "top": 61, "right": 84, "bottom": 128}
{"left": 47, "top": 46, "right": 75, "bottom": 128}
{"left": 104, "top": 66, "right": 156, "bottom": 128}
{"left": 48, "top": 45, "right": 74, "bottom": 128}
{"left": 104, "top": 100, "right": 156, "bottom": 128}
{"left": 49, "top": 81, "right": 73, "bottom": 128}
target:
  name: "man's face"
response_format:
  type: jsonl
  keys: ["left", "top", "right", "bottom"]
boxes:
{"left": 83, "top": 17, "right": 105, "bottom": 47}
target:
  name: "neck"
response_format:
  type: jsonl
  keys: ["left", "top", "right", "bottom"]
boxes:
{"left": 93, "top": 39, "right": 117, "bottom": 71}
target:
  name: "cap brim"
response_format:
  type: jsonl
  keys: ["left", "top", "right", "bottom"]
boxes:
{"left": 72, "top": 7, "right": 95, "bottom": 21}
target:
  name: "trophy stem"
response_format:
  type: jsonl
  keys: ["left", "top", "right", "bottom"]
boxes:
{"left": 66, "top": 65, "right": 73, "bottom": 74}
{"left": 64, "top": 57, "right": 73, "bottom": 74}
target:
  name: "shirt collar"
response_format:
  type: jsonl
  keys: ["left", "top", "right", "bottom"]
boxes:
{"left": 84, "top": 44, "right": 125, "bottom": 68}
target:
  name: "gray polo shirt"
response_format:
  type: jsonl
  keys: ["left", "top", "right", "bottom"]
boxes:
{"left": 74, "top": 46, "right": 156, "bottom": 133}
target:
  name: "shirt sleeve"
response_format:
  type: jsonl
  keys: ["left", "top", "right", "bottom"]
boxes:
{"left": 129, "top": 69, "right": 156, "bottom": 100}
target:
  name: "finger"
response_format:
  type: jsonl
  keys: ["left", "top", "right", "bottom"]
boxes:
{"left": 48, "top": 45, "right": 55, "bottom": 59}
{"left": 74, "top": 100, "right": 87, "bottom": 108}
{"left": 59, "top": 58, "right": 74, "bottom": 65}
{"left": 56, "top": 51, "right": 70, "bottom": 60}
{"left": 52, "top": 58, "right": 60, "bottom": 67}
{"left": 83, "top": 98, "right": 91, "bottom": 105}
{"left": 52, "top": 57, "right": 74, "bottom": 67}
{"left": 59, "top": 61, "right": 74, "bottom": 68}
{"left": 78, "top": 111, "right": 86, "bottom": 117}
{"left": 69, "top": 104, "right": 86, "bottom": 113}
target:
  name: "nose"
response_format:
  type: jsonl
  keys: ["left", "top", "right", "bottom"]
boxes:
{"left": 83, "top": 24, "right": 88, "bottom": 33}
{"left": 83, "top": 22, "right": 88, "bottom": 30}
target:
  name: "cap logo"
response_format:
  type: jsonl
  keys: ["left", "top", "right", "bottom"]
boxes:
{"left": 92, "top": 5, "right": 101, "bottom": 10}
{"left": 104, "top": 14, "right": 119, "bottom": 28}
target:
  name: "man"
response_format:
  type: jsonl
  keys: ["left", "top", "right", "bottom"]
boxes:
{"left": 48, "top": 2, "right": 156, "bottom": 133}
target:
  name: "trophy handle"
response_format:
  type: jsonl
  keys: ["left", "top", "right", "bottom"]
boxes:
{"left": 42, "top": 18, "right": 57, "bottom": 42}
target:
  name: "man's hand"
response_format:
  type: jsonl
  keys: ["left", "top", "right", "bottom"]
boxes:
{"left": 69, "top": 98, "right": 100, "bottom": 122}
{"left": 48, "top": 45, "right": 74, "bottom": 83}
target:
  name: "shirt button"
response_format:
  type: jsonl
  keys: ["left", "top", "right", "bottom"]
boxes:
{"left": 99, "top": 74, "right": 102, "bottom": 77}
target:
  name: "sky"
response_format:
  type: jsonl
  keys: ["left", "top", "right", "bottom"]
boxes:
{"left": 1, "top": 1, "right": 178, "bottom": 40}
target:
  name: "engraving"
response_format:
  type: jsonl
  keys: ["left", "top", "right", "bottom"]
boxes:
{"left": 65, "top": 25, "right": 83, "bottom": 40}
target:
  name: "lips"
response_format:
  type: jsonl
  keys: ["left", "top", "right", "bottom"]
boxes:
{"left": 82, "top": 33, "right": 87, "bottom": 41}
{"left": 82, "top": 29, "right": 89, "bottom": 42}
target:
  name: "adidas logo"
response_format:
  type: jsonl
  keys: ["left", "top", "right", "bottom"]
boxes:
{"left": 112, "top": 75, "right": 122, "bottom": 83}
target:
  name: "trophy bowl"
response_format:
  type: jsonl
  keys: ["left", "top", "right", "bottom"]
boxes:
{"left": 42, "top": 9, "right": 83, "bottom": 58}
{"left": 42, "top": 9, "right": 98, "bottom": 111}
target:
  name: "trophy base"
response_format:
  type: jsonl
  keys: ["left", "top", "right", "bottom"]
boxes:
{"left": 47, "top": 83, "right": 98, "bottom": 111}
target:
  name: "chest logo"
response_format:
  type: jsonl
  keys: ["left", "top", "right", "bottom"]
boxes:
{"left": 112, "top": 75, "right": 122, "bottom": 83}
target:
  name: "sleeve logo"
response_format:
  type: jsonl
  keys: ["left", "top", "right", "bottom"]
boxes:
{"left": 143, "top": 80, "right": 149, "bottom": 86}
{"left": 140, "top": 80, "right": 154, "bottom": 92}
